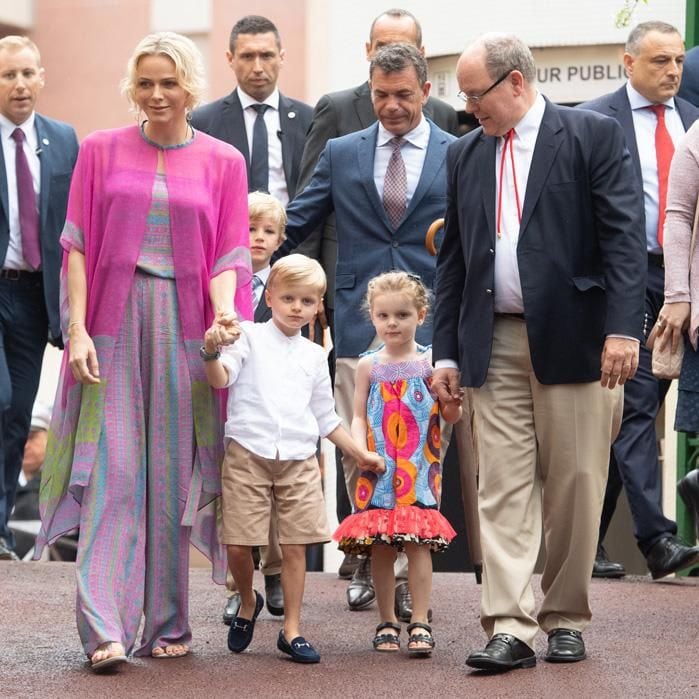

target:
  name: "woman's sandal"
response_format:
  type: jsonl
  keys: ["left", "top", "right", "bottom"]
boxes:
{"left": 90, "top": 642, "right": 127, "bottom": 673}
{"left": 407, "top": 622, "right": 435, "bottom": 657}
{"left": 372, "top": 621, "right": 401, "bottom": 652}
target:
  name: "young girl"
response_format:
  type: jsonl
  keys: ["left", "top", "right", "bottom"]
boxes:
{"left": 333, "top": 271, "right": 462, "bottom": 656}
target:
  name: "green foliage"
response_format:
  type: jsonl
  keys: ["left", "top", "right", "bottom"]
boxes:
{"left": 615, "top": 0, "right": 649, "bottom": 28}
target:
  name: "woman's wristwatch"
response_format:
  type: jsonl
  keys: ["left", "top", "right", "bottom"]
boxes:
{"left": 199, "top": 346, "right": 221, "bottom": 361}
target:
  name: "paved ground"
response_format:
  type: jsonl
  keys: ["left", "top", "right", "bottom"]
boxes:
{"left": 1, "top": 562, "right": 698, "bottom": 698}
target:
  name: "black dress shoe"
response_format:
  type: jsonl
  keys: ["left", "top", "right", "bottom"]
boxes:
{"left": 394, "top": 581, "right": 432, "bottom": 623}
{"left": 678, "top": 468, "right": 699, "bottom": 540}
{"left": 592, "top": 544, "right": 625, "bottom": 579}
{"left": 264, "top": 573, "right": 284, "bottom": 616}
{"left": 0, "top": 537, "right": 19, "bottom": 561}
{"left": 544, "top": 628, "right": 586, "bottom": 663}
{"left": 338, "top": 553, "right": 360, "bottom": 580}
{"left": 347, "top": 556, "right": 375, "bottom": 610}
{"left": 466, "top": 633, "right": 536, "bottom": 672}
{"left": 645, "top": 535, "right": 699, "bottom": 580}
{"left": 222, "top": 593, "right": 241, "bottom": 625}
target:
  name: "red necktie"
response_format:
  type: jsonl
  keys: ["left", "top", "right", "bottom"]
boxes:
{"left": 11, "top": 128, "right": 41, "bottom": 270}
{"left": 649, "top": 104, "right": 674, "bottom": 248}
{"left": 496, "top": 128, "right": 521, "bottom": 239}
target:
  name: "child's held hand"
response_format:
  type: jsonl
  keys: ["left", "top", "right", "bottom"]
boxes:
{"left": 207, "top": 312, "right": 241, "bottom": 348}
{"left": 359, "top": 451, "right": 385, "bottom": 474}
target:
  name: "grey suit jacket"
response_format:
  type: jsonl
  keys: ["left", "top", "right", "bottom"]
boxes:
{"left": 0, "top": 113, "right": 78, "bottom": 344}
{"left": 190, "top": 88, "right": 313, "bottom": 201}
{"left": 292, "top": 82, "right": 459, "bottom": 308}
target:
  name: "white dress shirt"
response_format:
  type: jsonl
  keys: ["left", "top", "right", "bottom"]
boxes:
{"left": 220, "top": 320, "right": 341, "bottom": 460}
{"left": 626, "top": 82, "right": 686, "bottom": 253}
{"left": 374, "top": 115, "right": 430, "bottom": 205}
{"left": 493, "top": 93, "right": 546, "bottom": 313}
{"left": 237, "top": 87, "right": 288, "bottom": 206}
{"left": 0, "top": 112, "right": 41, "bottom": 270}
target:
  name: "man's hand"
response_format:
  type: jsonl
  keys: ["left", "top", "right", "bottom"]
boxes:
{"left": 431, "top": 367, "right": 462, "bottom": 404}
{"left": 308, "top": 298, "right": 328, "bottom": 344}
{"left": 600, "top": 337, "right": 639, "bottom": 389}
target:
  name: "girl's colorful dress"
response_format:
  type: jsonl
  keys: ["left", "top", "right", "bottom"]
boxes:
{"left": 334, "top": 352, "right": 456, "bottom": 554}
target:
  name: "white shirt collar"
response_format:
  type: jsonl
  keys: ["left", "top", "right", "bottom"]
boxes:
{"left": 237, "top": 87, "right": 280, "bottom": 111}
{"left": 254, "top": 265, "right": 271, "bottom": 285}
{"left": 0, "top": 111, "right": 36, "bottom": 141}
{"left": 377, "top": 115, "right": 430, "bottom": 149}
{"left": 626, "top": 81, "right": 676, "bottom": 111}
{"left": 510, "top": 92, "right": 546, "bottom": 143}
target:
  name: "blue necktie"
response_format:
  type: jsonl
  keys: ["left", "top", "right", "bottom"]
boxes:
{"left": 249, "top": 104, "right": 270, "bottom": 192}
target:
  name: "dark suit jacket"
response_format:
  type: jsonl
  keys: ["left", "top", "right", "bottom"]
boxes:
{"left": 679, "top": 46, "right": 699, "bottom": 107}
{"left": 432, "top": 100, "right": 646, "bottom": 387}
{"left": 293, "top": 82, "right": 459, "bottom": 307}
{"left": 281, "top": 120, "right": 455, "bottom": 358}
{"left": 190, "top": 88, "right": 313, "bottom": 201}
{"left": 580, "top": 86, "right": 699, "bottom": 229}
{"left": 0, "top": 114, "right": 79, "bottom": 345}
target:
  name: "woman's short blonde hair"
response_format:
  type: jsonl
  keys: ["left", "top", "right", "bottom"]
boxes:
{"left": 248, "top": 192, "right": 287, "bottom": 242}
{"left": 267, "top": 254, "right": 326, "bottom": 296}
{"left": 121, "top": 32, "right": 205, "bottom": 112}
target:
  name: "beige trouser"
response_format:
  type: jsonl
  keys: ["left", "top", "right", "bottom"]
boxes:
{"left": 472, "top": 317, "right": 623, "bottom": 647}
{"left": 225, "top": 508, "right": 282, "bottom": 591}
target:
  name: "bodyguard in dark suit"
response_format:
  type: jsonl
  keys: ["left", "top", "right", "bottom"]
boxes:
{"left": 0, "top": 36, "right": 78, "bottom": 560}
{"left": 190, "top": 15, "right": 312, "bottom": 205}
{"left": 432, "top": 34, "right": 646, "bottom": 671}
{"left": 581, "top": 21, "right": 699, "bottom": 581}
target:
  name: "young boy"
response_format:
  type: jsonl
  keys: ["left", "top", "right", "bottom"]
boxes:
{"left": 202, "top": 254, "right": 384, "bottom": 663}
{"left": 221, "top": 192, "right": 287, "bottom": 626}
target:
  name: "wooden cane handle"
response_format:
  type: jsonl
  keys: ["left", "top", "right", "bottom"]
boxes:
{"left": 425, "top": 218, "right": 444, "bottom": 257}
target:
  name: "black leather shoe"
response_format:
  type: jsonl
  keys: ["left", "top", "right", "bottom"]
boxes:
{"left": 264, "top": 573, "right": 284, "bottom": 616}
{"left": 222, "top": 593, "right": 241, "bottom": 625}
{"left": 394, "top": 581, "right": 432, "bottom": 623}
{"left": 645, "top": 535, "right": 699, "bottom": 580}
{"left": 338, "top": 553, "right": 360, "bottom": 580}
{"left": 544, "top": 628, "right": 586, "bottom": 663}
{"left": 347, "top": 557, "right": 375, "bottom": 610}
{"left": 0, "top": 537, "right": 19, "bottom": 561}
{"left": 678, "top": 468, "right": 699, "bottom": 540}
{"left": 592, "top": 544, "right": 625, "bottom": 579}
{"left": 466, "top": 633, "right": 536, "bottom": 672}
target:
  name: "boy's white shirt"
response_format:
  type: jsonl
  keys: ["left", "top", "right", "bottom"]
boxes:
{"left": 219, "top": 320, "right": 341, "bottom": 460}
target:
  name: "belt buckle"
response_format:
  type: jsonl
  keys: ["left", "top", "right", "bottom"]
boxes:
{"left": 0, "top": 269, "right": 21, "bottom": 280}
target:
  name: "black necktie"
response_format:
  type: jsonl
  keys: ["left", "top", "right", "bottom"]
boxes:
{"left": 249, "top": 103, "right": 270, "bottom": 192}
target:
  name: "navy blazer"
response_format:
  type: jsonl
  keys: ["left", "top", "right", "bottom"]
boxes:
{"left": 0, "top": 113, "right": 78, "bottom": 344}
{"left": 190, "top": 88, "right": 313, "bottom": 201}
{"left": 580, "top": 85, "right": 699, "bottom": 227}
{"left": 433, "top": 100, "right": 647, "bottom": 387}
{"left": 282, "top": 120, "right": 455, "bottom": 358}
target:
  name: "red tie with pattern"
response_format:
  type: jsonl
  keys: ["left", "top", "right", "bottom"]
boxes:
{"left": 649, "top": 104, "right": 674, "bottom": 248}
{"left": 11, "top": 128, "right": 41, "bottom": 269}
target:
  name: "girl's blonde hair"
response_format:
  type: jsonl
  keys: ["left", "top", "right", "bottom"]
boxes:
{"left": 365, "top": 271, "right": 430, "bottom": 313}
{"left": 121, "top": 32, "right": 205, "bottom": 113}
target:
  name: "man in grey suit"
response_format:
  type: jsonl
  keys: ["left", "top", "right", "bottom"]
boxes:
{"left": 581, "top": 21, "right": 699, "bottom": 581}
{"left": 0, "top": 36, "right": 78, "bottom": 560}
{"left": 280, "top": 42, "right": 455, "bottom": 617}
{"left": 190, "top": 15, "right": 312, "bottom": 205}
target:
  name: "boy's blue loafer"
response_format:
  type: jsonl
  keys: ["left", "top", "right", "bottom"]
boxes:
{"left": 277, "top": 630, "right": 320, "bottom": 663}
{"left": 227, "top": 590, "right": 264, "bottom": 653}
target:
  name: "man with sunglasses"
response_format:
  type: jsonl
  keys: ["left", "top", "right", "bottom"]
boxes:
{"left": 432, "top": 33, "right": 646, "bottom": 672}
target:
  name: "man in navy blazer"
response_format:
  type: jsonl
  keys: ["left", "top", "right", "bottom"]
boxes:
{"left": 190, "top": 15, "right": 312, "bottom": 205}
{"left": 432, "top": 34, "right": 646, "bottom": 671}
{"left": 0, "top": 36, "right": 78, "bottom": 560}
{"left": 581, "top": 21, "right": 699, "bottom": 582}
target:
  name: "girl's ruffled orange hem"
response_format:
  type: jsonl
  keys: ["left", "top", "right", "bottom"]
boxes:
{"left": 333, "top": 505, "right": 456, "bottom": 554}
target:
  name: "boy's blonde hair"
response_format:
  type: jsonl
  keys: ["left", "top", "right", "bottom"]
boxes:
{"left": 248, "top": 191, "right": 287, "bottom": 242}
{"left": 365, "top": 271, "right": 430, "bottom": 313}
{"left": 268, "top": 254, "right": 326, "bottom": 296}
